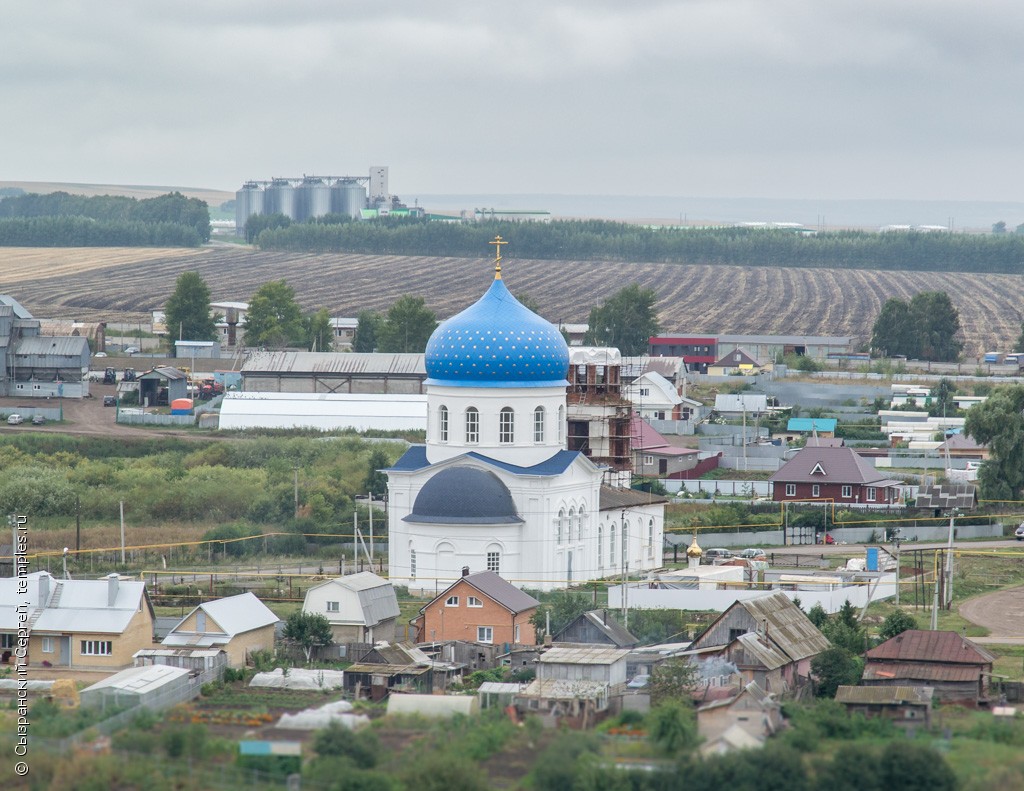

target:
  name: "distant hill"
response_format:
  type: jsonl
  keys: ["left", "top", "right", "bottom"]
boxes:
{"left": 0, "top": 181, "right": 234, "bottom": 209}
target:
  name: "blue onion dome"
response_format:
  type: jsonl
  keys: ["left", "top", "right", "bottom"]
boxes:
{"left": 425, "top": 274, "right": 570, "bottom": 388}
{"left": 404, "top": 467, "right": 523, "bottom": 524}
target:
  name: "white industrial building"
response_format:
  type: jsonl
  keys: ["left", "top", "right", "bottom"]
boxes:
{"left": 218, "top": 391, "right": 427, "bottom": 432}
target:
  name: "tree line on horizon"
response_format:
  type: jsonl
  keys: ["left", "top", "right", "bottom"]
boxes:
{"left": 0, "top": 190, "right": 210, "bottom": 246}
{"left": 252, "top": 215, "right": 1024, "bottom": 274}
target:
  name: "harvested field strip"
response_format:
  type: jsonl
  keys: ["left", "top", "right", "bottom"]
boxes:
{"left": 1, "top": 247, "right": 1023, "bottom": 355}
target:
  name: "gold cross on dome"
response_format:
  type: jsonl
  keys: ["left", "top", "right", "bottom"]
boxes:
{"left": 489, "top": 235, "right": 508, "bottom": 279}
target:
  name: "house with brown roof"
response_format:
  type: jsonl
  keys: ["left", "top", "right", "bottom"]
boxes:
{"left": 686, "top": 591, "right": 830, "bottom": 694}
{"left": 631, "top": 416, "right": 699, "bottom": 479}
{"left": 707, "top": 348, "right": 765, "bottom": 377}
{"left": 769, "top": 445, "right": 902, "bottom": 505}
{"left": 861, "top": 630, "right": 994, "bottom": 704}
{"left": 413, "top": 569, "right": 539, "bottom": 647}
{"left": 697, "top": 681, "right": 783, "bottom": 754}
{"left": 553, "top": 609, "right": 638, "bottom": 649}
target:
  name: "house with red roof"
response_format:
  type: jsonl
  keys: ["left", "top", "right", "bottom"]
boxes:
{"left": 862, "top": 629, "right": 994, "bottom": 704}
{"left": 630, "top": 416, "right": 699, "bottom": 478}
{"left": 768, "top": 445, "right": 902, "bottom": 505}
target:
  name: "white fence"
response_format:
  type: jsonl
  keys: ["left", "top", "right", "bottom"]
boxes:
{"left": 117, "top": 412, "right": 195, "bottom": 426}
{"left": 609, "top": 573, "right": 896, "bottom": 614}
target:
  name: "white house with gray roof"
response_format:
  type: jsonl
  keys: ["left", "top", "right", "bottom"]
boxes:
{"left": 162, "top": 592, "right": 278, "bottom": 668}
{"left": 302, "top": 572, "right": 401, "bottom": 643}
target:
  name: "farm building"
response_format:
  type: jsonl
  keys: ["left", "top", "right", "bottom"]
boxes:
{"left": 240, "top": 351, "right": 427, "bottom": 394}
{"left": 217, "top": 391, "right": 427, "bottom": 432}
{"left": 0, "top": 295, "right": 92, "bottom": 398}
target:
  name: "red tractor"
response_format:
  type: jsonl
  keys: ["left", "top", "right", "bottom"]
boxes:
{"left": 197, "top": 378, "right": 225, "bottom": 400}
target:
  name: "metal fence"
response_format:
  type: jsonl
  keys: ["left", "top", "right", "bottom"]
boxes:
{"left": 117, "top": 412, "right": 195, "bottom": 426}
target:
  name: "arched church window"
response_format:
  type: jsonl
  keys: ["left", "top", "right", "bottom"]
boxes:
{"left": 487, "top": 548, "right": 501, "bottom": 573}
{"left": 578, "top": 506, "right": 587, "bottom": 539}
{"left": 568, "top": 507, "right": 576, "bottom": 542}
{"left": 438, "top": 405, "right": 449, "bottom": 442}
{"left": 648, "top": 518, "right": 655, "bottom": 558}
{"left": 499, "top": 407, "right": 515, "bottom": 443}
{"left": 622, "top": 520, "right": 630, "bottom": 565}
{"left": 558, "top": 406, "right": 565, "bottom": 443}
{"left": 597, "top": 525, "right": 603, "bottom": 568}
{"left": 556, "top": 509, "right": 565, "bottom": 544}
{"left": 410, "top": 549, "right": 416, "bottom": 580}
{"left": 534, "top": 406, "right": 545, "bottom": 442}
{"left": 609, "top": 524, "right": 617, "bottom": 570}
{"left": 465, "top": 407, "right": 479, "bottom": 443}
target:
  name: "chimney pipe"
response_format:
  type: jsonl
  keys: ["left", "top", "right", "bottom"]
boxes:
{"left": 107, "top": 573, "right": 119, "bottom": 607}
{"left": 462, "top": 566, "right": 470, "bottom": 577}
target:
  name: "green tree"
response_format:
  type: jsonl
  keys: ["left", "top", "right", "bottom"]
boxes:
{"left": 1015, "top": 320, "right": 1024, "bottom": 353}
{"left": 584, "top": 283, "right": 661, "bottom": 355}
{"left": 305, "top": 308, "right": 334, "bottom": 352}
{"left": 879, "top": 740, "right": 957, "bottom": 791}
{"left": 993, "top": 220, "right": 1008, "bottom": 234}
{"left": 163, "top": 271, "right": 216, "bottom": 353}
{"left": 282, "top": 610, "right": 333, "bottom": 664}
{"left": 806, "top": 602, "right": 829, "bottom": 628}
{"left": 244, "top": 280, "right": 306, "bottom": 348}
{"left": 377, "top": 295, "right": 437, "bottom": 353}
{"left": 245, "top": 212, "right": 291, "bottom": 244}
{"left": 879, "top": 610, "right": 918, "bottom": 641}
{"left": 870, "top": 297, "right": 914, "bottom": 358}
{"left": 313, "top": 721, "right": 380, "bottom": 768}
{"left": 353, "top": 310, "right": 384, "bottom": 353}
{"left": 811, "top": 646, "right": 863, "bottom": 698}
{"left": 911, "top": 291, "right": 963, "bottom": 361}
{"left": 929, "top": 377, "right": 958, "bottom": 417}
{"left": 364, "top": 447, "right": 391, "bottom": 499}
{"left": 648, "top": 656, "right": 698, "bottom": 705}
{"left": 964, "top": 384, "right": 1024, "bottom": 499}
{"left": 648, "top": 699, "right": 699, "bottom": 754}
{"left": 529, "top": 590, "right": 590, "bottom": 640}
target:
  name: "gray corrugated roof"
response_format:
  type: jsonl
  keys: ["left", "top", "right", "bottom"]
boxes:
{"left": 357, "top": 582, "right": 401, "bottom": 626}
{"left": 718, "top": 334, "right": 852, "bottom": 345}
{"left": 538, "top": 646, "right": 630, "bottom": 665}
{"left": 171, "top": 592, "right": 278, "bottom": 638}
{"left": 0, "top": 572, "right": 148, "bottom": 634}
{"left": 457, "top": 571, "right": 539, "bottom": 614}
{"left": 835, "top": 685, "right": 933, "bottom": 705}
{"left": 14, "top": 335, "right": 90, "bottom": 356}
{"left": 734, "top": 631, "right": 789, "bottom": 670}
{"left": 581, "top": 610, "right": 638, "bottom": 647}
{"left": 242, "top": 351, "right": 426, "bottom": 376}
{"left": 736, "top": 591, "right": 830, "bottom": 662}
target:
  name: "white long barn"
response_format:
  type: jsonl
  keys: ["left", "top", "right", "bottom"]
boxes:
{"left": 218, "top": 392, "right": 427, "bottom": 431}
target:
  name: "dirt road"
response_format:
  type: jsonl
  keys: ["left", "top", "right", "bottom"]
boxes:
{"left": 959, "top": 586, "right": 1024, "bottom": 643}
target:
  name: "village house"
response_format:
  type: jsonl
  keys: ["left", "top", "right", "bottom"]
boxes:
{"left": 624, "top": 371, "right": 699, "bottom": 422}
{"left": 835, "top": 685, "right": 934, "bottom": 729}
{"left": 0, "top": 572, "right": 154, "bottom": 670}
{"left": 686, "top": 591, "right": 830, "bottom": 695}
{"left": 631, "top": 416, "right": 700, "bottom": 479}
{"left": 697, "top": 681, "right": 783, "bottom": 755}
{"left": 861, "top": 630, "right": 994, "bottom": 705}
{"left": 516, "top": 645, "right": 630, "bottom": 727}
{"left": 301, "top": 571, "right": 401, "bottom": 644}
{"left": 162, "top": 592, "right": 278, "bottom": 668}
{"left": 769, "top": 445, "right": 902, "bottom": 505}
{"left": 553, "top": 609, "right": 638, "bottom": 649}
{"left": 706, "top": 348, "right": 766, "bottom": 377}
{"left": 413, "top": 569, "right": 539, "bottom": 647}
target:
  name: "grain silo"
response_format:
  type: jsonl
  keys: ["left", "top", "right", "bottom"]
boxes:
{"left": 265, "top": 178, "right": 296, "bottom": 220}
{"left": 234, "top": 182, "right": 265, "bottom": 236}
{"left": 297, "top": 176, "right": 332, "bottom": 222}
{"left": 331, "top": 179, "right": 367, "bottom": 219}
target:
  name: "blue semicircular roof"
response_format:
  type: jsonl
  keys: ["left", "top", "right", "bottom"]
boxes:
{"left": 424, "top": 276, "right": 570, "bottom": 388}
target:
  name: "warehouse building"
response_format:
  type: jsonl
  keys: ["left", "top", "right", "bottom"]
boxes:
{"left": 0, "top": 296, "right": 91, "bottom": 398}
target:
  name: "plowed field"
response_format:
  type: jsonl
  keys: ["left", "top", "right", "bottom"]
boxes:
{"left": 4, "top": 246, "right": 1020, "bottom": 356}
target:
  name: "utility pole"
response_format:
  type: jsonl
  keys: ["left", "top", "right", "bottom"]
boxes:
{"left": 119, "top": 500, "right": 126, "bottom": 565}
{"left": 368, "top": 492, "right": 374, "bottom": 563}
{"left": 75, "top": 495, "right": 81, "bottom": 553}
{"left": 293, "top": 466, "right": 299, "bottom": 519}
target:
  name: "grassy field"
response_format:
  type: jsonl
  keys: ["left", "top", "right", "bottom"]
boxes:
{"left": 1, "top": 246, "right": 1024, "bottom": 354}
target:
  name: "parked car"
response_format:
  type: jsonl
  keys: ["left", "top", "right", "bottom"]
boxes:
{"left": 93, "top": 352, "right": 108, "bottom": 358}
{"left": 7, "top": 414, "right": 23, "bottom": 425}
{"left": 103, "top": 395, "right": 117, "bottom": 407}
{"left": 31, "top": 415, "right": 45, "bottom": 425}
{"left": 703, "top": 548, "right": 733, "bottom": 561}
{"left": 739, "top": 548, "right": 767, "bottom": 560}
{"left": 1015, "top": 523, "right": 1024, "bottom": 541}
{"left": 627, "top": 674, "right": 650, "bottom": 689}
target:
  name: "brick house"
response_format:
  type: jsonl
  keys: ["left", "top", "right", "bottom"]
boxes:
{"left": 413, "top": 569, "right": 539, "bottom": 647}
{"left": 861, "top": 630, "right": 994, "bottom": 704}
{"left": 769, "top": 445, "right": 902, "bottom": 505}
{"left": 0, "top": 572, "right": 154, "bottom": 670}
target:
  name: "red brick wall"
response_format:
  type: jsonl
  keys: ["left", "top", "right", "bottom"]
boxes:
{"left": 418, "top": 579, "right": 537, "bottom": 646}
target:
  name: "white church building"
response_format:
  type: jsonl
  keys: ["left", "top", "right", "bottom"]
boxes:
{"left": 386, "top": 240, "right": 665, "bottom": 592}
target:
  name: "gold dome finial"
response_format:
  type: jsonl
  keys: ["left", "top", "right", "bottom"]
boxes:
{"left": 489, "top": 235, "right": 508, "bottom": 280}
{"left": 686, "top": 533, "right": 703, "bottom": 558}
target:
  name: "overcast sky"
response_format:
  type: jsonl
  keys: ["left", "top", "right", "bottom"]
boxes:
{"left": 3, "top": 1, "right": 1022, "bottom": 202}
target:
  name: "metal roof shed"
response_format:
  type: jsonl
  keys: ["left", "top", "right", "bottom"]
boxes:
{"left": 386, "top": 693, "right": 478, "bottom": 718}
{"left": 80, "top": 664, "right": 195, "bottom": 712}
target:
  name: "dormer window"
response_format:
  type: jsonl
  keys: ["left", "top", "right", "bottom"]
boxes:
{"left": 810, "top": 462, "right": 826, "bottom": 476}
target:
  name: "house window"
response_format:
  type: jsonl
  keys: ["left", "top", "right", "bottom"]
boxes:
{"left": 438, "top": 405, "right": 449, "bottom": 442}
{"left": 0, "top": 634, "right": 13, "bottom": 650}
{"left": 842, "top": 485, "right": 853, "bottom": 499}
{"left": 487, "top": 551, "right": 500, "bottom": 573}
{"left": 410, "top": 549, "right": 416, "bottom": 579}
{"left": 41, "top": 637, "right": 54, "bottom": 654}
{"left": 468, "top": 596, "right": 483, "bottom": 608}
{"left": 515, "top": 624, "right": 521, "bottom": 643}
{"left": 445, "top": 596, "right": 459, "bottom": 607}
{"left": 812, "top": 484, "right": 820, "bottom": 498}
{"left": 499, "top": 408, "right": 515, "bottom": 443}
{"left": 465, "top": 408, "right": 479, "bottom": 443}
{"left": 81, "top": 640, "right": 112, "bottom": 656}
{"left": 477, "top": 626, "right": 494, "bottom": 644}
{"left": 534, "top": 407, "right": 545, "bottom": 442}
{"left": 639, "top": 388, "right": 650, "bottom": 397}
{"left": 867, "top": 487, "right": 877, "bottom": 502}
{"left": 326, "top": 601, "right": 339, "bottom": 613}
{"left": 785, "top": 484, "right": 796, "bottom": 497}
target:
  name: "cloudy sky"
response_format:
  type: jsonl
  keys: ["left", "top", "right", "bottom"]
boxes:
{"left": 3, "top": 1, "right": 1022, "bottom": 202}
